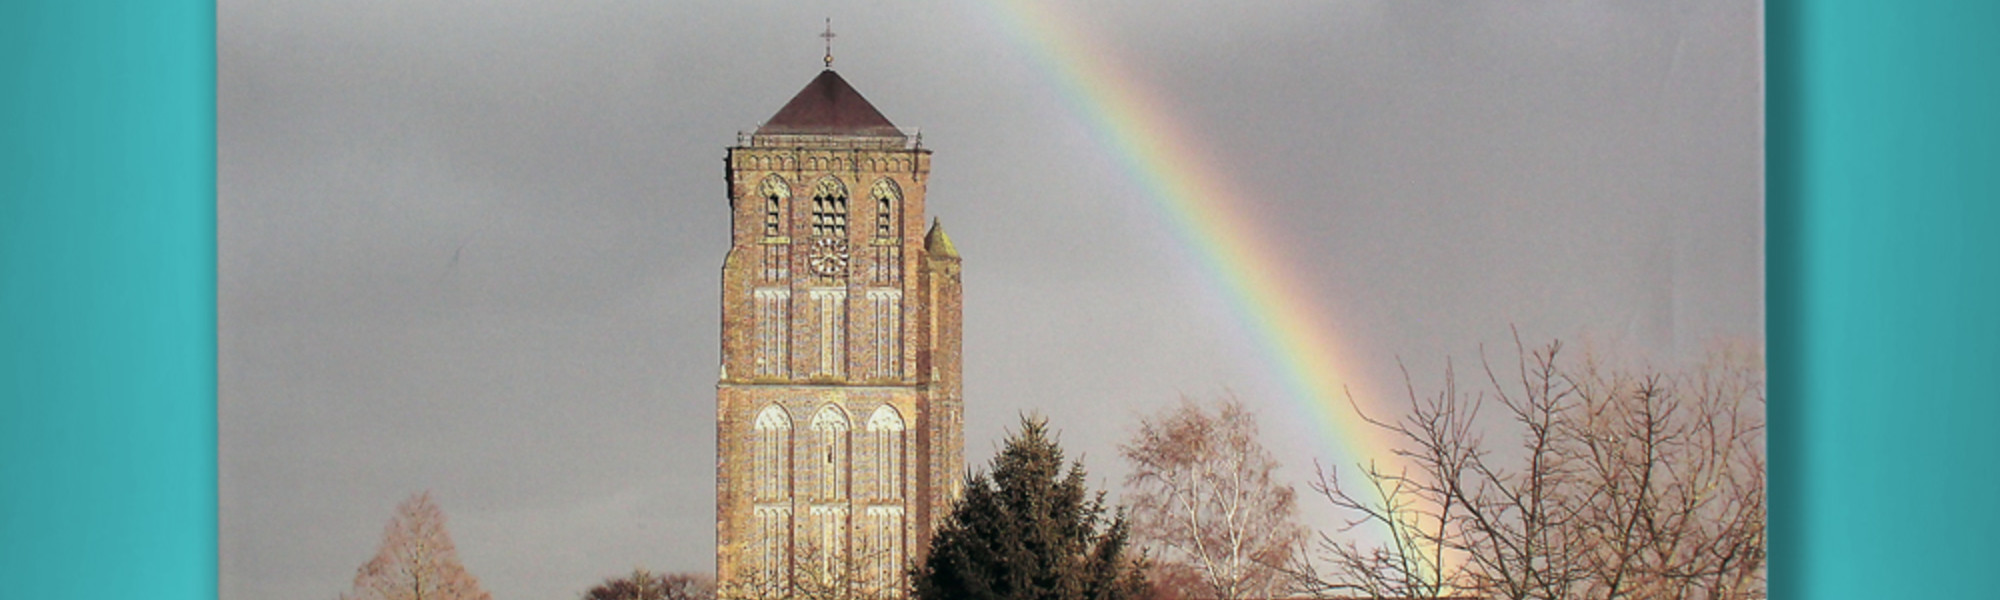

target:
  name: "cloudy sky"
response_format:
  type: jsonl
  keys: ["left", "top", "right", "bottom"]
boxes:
{"left": 218, "top": 1, "right": 1761, "bottom": 599}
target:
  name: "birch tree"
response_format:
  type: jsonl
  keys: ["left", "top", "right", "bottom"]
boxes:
{"left": 1121, "top": 395, "right": 1306, "bottom": 600}
{"left": 343, "top": 491, "right": 492, "bottom": 600}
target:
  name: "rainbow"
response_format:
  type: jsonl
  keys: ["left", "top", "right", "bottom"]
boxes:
{"left": 975, "top": 3, "right": 1401, "bottom": 474}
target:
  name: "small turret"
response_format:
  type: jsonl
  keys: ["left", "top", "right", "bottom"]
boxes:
{"left": 925, "top": 218, "right": 959, "bottom": 259}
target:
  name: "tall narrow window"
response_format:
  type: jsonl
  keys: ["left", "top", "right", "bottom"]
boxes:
{"left": 862, "top": 401, "right": 905, "bottom": 600}
{"left": 854, "top": 405, "right": 905, "bottom": 594}
{"left": 760, "top": 176, "right": 790, "bottom": 238}
{"left": 752, "top": 405, "right": 792, "bottom": 502}
{"left": 752, "top": 506, "right": 792, "bottom": 595}
{"left": 871, "top": 178, "right": 900, "bottom": 238}
{"left": 759, "top": 176, "right": 791, "bottom": 282}
{"left": 869, "top": 179, "right": 903, "bottom": 286}
{"left": 808, "top": 289, "right": 846, "bottom": 379}
{"left": 765, "top": 198, "right": 782, "bottom": 236}
{"left": 753, "top": 288, "right": 790, "bottom": 378}
{"left": 806, "top": 406, "right": 851, "bottom": 584}
{"left": 763, "top": 244, "right": 789, "bottom": 282}
{"left": 809, "top": 406, "right": 851, "bottom": 502}
{"left": 865, "top": 405, "right": 904, "bottom": 501}
{"left": 808, "top": 505, "right": 849, "bottom": 587}
{"left": 751, "top": 406, "right": 792, "bottom": 592}
{"left": 873, "top": 245, "right": 901, "bottom": 285}
{"left": 866, "top": 290, "right": 902, "bottom": 379}
{"left": 863, "top": 505, "right": 905, "bottom": 596}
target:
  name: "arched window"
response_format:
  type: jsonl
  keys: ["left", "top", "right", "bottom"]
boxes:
{"left": 751, "top": 405, "right": 793, "bottom": 592}
{"left": 806, "top": 405, "right": 852, "bottom": 585}
{"left": 760, "top": 176, "right": 790, "bottom": 238}
{"left": 811, "top": 177, "right": 848, "bottom": 238}
{"left": 859, "top": 405, "right": 906, "bottom": 594}
{"left": 864, "top": 405, "right": 905, "bottom": 501}
{"left": 758, "top": 176, "right": 791, "bottom": 282}
{"left": 808, "top": 405, "right": 851, "bottom": 501}
{"left": 871, "top": 178, "right": 900, "bottom": 239}
{"left": 868, "top": 178, "right": 904, "bottom": 286}
{"left": 752, "top": 405, "right": 792, "bottom": 502}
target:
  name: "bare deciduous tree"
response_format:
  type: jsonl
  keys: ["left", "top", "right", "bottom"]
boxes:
{"left": 790, "top": 541, "right": 900, "bottom": 600}
{"left": 584, "top": 568, "right": 717, "bottom": 600}
{"left": 343, "top": 491, "right": 492, "bottom": 600}
{"left": 1289, "top": 368, "right": 1476, "bottom": 600}
{"left": 1295, "top": 337, "right": 1765, "bottom": 600}
{"left": 1560, "top": 346, "right": 1766, "bottom": 600}
{"left": 1122, "top": 395, "right": 1307, "bottom": 600}
{"left": 728, "top": 540, "right": 904, "bottom": 600}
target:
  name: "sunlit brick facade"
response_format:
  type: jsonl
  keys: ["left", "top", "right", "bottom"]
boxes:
{"left": 714, "top": 69, "right": 963, "bottom": 600}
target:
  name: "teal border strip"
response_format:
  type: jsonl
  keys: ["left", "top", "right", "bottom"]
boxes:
{"left": 1764, "top": 2, "right": 1803, "bottom": 596}
{"left": 0, "top": 2, "right": 216, "bottom": 600}
{"left": 1769, "top": 3, "right": 2000, "bottom": 598}
{"left": 6, "top": 2, "right": 1999, "bottom": 599}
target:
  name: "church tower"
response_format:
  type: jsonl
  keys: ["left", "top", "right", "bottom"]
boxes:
{"left": 715, "top": 67, "right": 964, "bottom": 600}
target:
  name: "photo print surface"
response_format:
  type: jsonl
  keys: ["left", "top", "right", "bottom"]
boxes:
{"left": 219, "top": 2, "right": 1763, "bottom": 599}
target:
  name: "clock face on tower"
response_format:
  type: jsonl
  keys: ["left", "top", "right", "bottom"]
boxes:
{"left": 808, "top": 236, "right": 850, "bottom": 277}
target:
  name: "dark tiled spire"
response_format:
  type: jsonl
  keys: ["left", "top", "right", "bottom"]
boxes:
{"left": 755, "top": 70, "right": 906, "bottom": 139}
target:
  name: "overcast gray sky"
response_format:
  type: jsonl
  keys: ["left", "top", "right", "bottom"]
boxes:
{"left": 218, "top": 2, "right": 1761, "bottom": 599}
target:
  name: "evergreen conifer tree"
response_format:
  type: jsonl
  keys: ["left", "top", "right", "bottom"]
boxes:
{"left": 914, "top": 416, "right": 1148, "bottom": 600}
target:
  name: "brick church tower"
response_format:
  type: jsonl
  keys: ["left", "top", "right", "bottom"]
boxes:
{"left": 714, "top": 67, "right": 964, "bottom": 599}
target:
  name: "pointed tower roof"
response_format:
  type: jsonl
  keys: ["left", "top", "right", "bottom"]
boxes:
{"left": 755, "top": 70, "right": 906, "bottom": 139}
{"left": 925, "top": 219, "right": 959, "bottom": 259}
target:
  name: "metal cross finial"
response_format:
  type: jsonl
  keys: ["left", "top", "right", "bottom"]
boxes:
{"left": 820, "top": 18, "right": 836, "bottom": 68}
